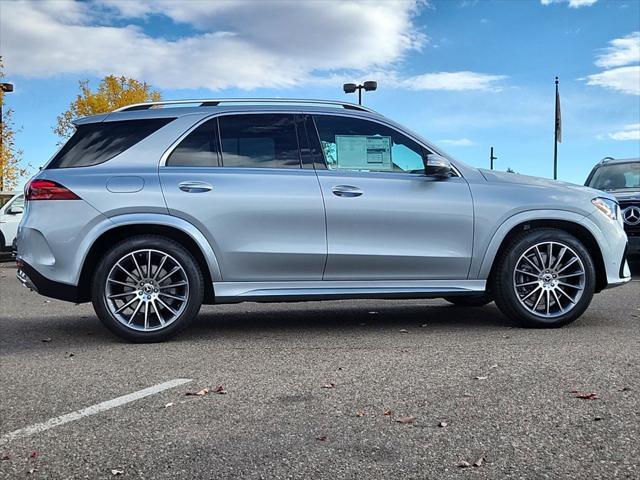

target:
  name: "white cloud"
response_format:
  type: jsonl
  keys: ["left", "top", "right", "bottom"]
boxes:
{"left": 396, "top": 71, "right": 506, "bottom": 91}
{"left": 541, "top": 0, "right": 598, "bottom": 7}
{"left": 608, "top": 123, "right": 640, "bottom": 141}
{"left": 585, "top": 32, "right": 640, "bottom": 95}
{"left": 595, "top": 32, "right": 640, "bottom": 68}
{"left": 585, "top": 65, "right": 640, "bottom": 95}
{"left": 437, "top": 138, "right": 475, "bottom": 146}
{"left": 0, "top": 0, "right": 427, "bottom": 90}
{"left": 0, "top": 0, "right": 507, "bottom": 94}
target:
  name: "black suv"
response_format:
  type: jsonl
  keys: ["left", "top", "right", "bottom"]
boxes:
{"left": 586, "top": 157, "right": 640, "bottom": 258}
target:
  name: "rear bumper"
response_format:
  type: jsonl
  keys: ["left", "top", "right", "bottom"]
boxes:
{"left": 16, "top": 259, "right": 82, "bottom": 303}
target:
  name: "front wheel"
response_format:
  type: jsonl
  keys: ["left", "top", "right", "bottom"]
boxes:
{"left": 492, "top": 228, "right": 596, "bottom": 328}
{"left": 91, "top": 235, "right": 204, "bottom": 342}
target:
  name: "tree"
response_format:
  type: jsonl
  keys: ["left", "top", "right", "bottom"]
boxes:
{"left": 0, "top": 57, "right": 28, "bottom": 191}
{"left": 54, "top": 75, "right": 162, "bottom": 142}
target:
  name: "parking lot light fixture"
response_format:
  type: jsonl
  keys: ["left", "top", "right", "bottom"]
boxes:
{"left": 343, "top": 81, "right": 377, "bottom": 105}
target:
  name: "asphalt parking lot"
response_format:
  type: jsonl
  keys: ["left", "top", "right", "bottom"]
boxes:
{"left": 0, "top": 258, "right": 638, "bottom": 479}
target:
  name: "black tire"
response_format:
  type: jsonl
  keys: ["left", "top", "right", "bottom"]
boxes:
{"left": 492, "top": 228, "right": 595, "bottom": 328}
{"left": 443, "top": 294, "right": 493, "bottom": 307}
{"left": 91, "top": 235, "right": 204, "bottom": 342}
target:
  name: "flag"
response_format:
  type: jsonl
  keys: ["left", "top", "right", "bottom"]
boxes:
{"left": 555, "top": 79, "right": 562, "bottom": 143}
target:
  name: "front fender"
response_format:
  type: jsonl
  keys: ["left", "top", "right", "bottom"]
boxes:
{"left": 77, "top": 213, "right": 222, "bottom": 284}
{"left": 472, "top": 209, "right": 605, "bottom": 279}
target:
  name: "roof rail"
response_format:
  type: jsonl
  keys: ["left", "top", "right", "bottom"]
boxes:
{"left": 113, "top": 98, "right": 377, "bottom": 114}
{"left": 600, "top": 156, "right": 616, "bottom": 163}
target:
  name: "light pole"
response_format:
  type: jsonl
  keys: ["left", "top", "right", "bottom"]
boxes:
{"left": 343, "top": 81, "right": 377, "bottom": 105}
{"left": 0, "top": 82, "right": 14, "bottom": 191}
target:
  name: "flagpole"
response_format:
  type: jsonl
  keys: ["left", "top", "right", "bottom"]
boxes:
{"left": 553, "top": 76, "right": 559, "bottom": 180}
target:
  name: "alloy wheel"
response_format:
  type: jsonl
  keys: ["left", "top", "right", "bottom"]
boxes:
{"left": 512, "top": 241, "right": 586, "bottom": 319}
{"left": 105, "top": 249, "right": 190, "bottom": 331}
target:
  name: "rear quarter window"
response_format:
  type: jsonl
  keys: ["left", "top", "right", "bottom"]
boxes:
{"left": 47, "top": 118, "right": 174, "bottom": 169}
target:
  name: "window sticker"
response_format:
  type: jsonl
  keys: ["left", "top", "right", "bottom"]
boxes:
{"left": 335, "top": 135, "right": 392, "bottom": 171}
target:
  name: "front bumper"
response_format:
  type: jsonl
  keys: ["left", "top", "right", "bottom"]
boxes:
{"left": 16, "top": 259, "right": 82, "bottom": 303}
{"left": 627, "top": 235, "right": 640, "bottom": 257}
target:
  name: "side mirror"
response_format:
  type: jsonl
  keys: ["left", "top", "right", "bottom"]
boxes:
{"left": 424, "top": 154, "right": 452, "bottom": 177}
{"left": 7, "top": 205, "right": 24, "bottom": 215}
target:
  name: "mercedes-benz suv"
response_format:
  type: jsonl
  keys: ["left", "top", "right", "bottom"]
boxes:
{"left": 585, "top": 157, "right": 640, "bottom": 259}
{"left": 16, "top": 99, "right": 631, "bottom": 342}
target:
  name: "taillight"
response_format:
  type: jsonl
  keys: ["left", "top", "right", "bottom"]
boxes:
{"left": 24, "top": 179, "right": 80, "bottom": 201}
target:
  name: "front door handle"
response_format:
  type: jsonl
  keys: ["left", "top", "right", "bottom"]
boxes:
{"left": 332, "top": 185, "right": 363, "bottom": 197}
{"left": 178, "top": 181, "right": 213, "bottom": 193}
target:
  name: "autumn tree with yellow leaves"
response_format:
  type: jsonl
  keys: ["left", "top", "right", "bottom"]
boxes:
{"left": 54, "top": 75, "right": 162, "bottom": 142}
{"left": 0, "top": 57, "right": 28, "bottom": 191}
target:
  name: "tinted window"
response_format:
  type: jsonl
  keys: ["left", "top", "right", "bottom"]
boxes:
{"left": 587, "top": 163, "right": 640, "bottom": 190}
{"left": 167, "top": 119, "right": 219, "bottom": 167}
{"left": 48, "top": 118, "right": 174, "bottom": 169}
{"left": 219, "top": 114, "right": 301, "bottom": 169}
{"left": 313, "top": 115, "right": 426, "bottom": 173}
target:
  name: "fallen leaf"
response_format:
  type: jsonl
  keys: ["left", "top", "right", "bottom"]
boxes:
{"left": 619, "top": 387, "right": 631, "bottom": 392}
{"left": 316, "top": 436, "right": 327, "bottom": 441}
{"left": 574, "top": 392, "right": 598, "bottom": 400}
{"left": 186, "top": 387, "right": 210, "bottom": 396}
{"left": 594, "top": 416, "right": 603, "bottom": 421}
{"left": 28, "top": 468, "right": 37, "bottom": 474}
{"left": 41, "top": 338, "right": 52, "bottom": 343}
{"left": 164, "top": 402, "right": 174, "bottom": 408}
{"left": 421, "top": 324, "right": 428, "bottom": 327}
{"left": 396, "top": 417, "right": 415, "bottom": 424}
{"left": 489, "top": 364, "right": 498, "bottom": 370}
{"left": 44, "top": 300, "right": 51, "bottom": 304}
{"left": 65, "top": 352, "right": 74, "bottom": 358}
{"left": 473, "top": 457, "right": 485, "bottom": 468}
{"left": 321, "top": 383, "right": 335, "bottom": 389}
{"left": 111, "top": 469, "right": 124, "bottom": 476}
{"left": 438, "top": 421, "right": 448, "bottom": 428}
{"left": 383, "top": 408, "right": 393, "bottom": 416}
{"left": 462, "top": 393, "right": 473, "bottom": 398}
{"left": 29, "top": 451, "right": 38, "bottom": 460}
{"left": 457, "top": 461, "right": 471, "bottom": 468}
{"left": 1, "top": 453, "right": 11, "bottom": 461}
{"left": 399, "top": 329, "right": 409, "bottom": 333}
{"left": 355, "top": 410, "right": 366, "bottom": 417}
{"left": 213, "top": 385, "right": 227, "bottom": 394}
{"left": 474, "top": 376, "right": 488, "bottom": 380}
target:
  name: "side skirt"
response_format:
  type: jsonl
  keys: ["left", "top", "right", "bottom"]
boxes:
{"left": 213, "top": 280, "right": 486, "bottom": 303}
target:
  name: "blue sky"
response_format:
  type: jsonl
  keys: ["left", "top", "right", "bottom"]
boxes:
{"left": 1, "top": 0, "right": 639, "bottom": 188}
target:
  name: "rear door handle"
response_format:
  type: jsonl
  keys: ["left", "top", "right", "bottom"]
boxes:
{"left": 178, "top": 181, "right": 213, "bottom": 193}
{"left": 332, "top": 185, "right": 363, "bottom": 197}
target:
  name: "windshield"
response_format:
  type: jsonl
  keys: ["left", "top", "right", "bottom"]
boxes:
{"left": 587, "top": 162, "right": 640, "bottom": 190}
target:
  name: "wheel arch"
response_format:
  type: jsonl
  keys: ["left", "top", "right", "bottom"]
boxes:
{"left": 479, "top": 213, "right": 607, "bottom": 293}
{"left": 77, "top": 215, "right": 220, "bottom": 303}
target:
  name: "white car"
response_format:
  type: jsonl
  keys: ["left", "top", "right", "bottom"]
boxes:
{"left": 0, "top": 192, "right": 24, "bottom": 251}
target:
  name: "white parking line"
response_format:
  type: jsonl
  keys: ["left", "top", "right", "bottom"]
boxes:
{"left": 0, "top": 378, "right": 192, "bottom": 445}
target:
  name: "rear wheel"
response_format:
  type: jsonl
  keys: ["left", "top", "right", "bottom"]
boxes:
{"left": 91, "top": 235, "right": 204, "bottom": 342}
{"left": 443, "top": 294, "right": 493, "bottom": 307}
{"left": 492, "top": 228, "right": 595, "bottom": 328}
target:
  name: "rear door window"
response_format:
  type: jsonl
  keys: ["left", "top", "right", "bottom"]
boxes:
{"left": 218, "top": 114, "right": 302, "bottom": 169}
{"left": 166, "top": 119, "right": 219, "bottom": 167}
{"left": 48, "top": 118, "right": 174, "bottom": 169}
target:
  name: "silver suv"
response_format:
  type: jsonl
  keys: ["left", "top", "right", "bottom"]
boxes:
{"left": 16, "top": 99, "right": 631, "bottom": 342}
